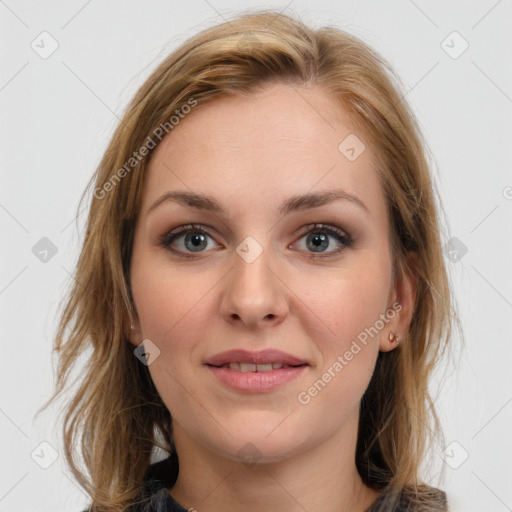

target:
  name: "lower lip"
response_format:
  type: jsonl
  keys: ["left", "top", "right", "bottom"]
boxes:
{"left": 205, "top": 365, "right": 308, "bottom": 392}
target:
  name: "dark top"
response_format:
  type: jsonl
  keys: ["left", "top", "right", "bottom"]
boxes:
{"left": 83, "top": 453, "right": 448, "bottom": 511}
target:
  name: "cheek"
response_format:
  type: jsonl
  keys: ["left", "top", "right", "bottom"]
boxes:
{"left": 130, "top": 253, "right": 219, "bottom": 400}
{"left": 298, "top": 263, "right": 390, "bottom": 347}
{"left": 294, "top": 280, "right": 385, "bottom": 420}
{"left": 296, "top": 265, "right": 389, "bottom": 392}
{"left": 131, "top": 251, "right": 215, "bottom": 339}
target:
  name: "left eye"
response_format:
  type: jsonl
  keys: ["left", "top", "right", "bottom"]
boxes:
{"left": 158, "top": 223, "right": 353, "bottom": 259}
{"left": 294, "top": 223, "right": 353, "bottom": 257}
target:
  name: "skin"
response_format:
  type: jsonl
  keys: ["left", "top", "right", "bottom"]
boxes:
{"left": 127, "top": 82, "right": 417, "bottom": 512}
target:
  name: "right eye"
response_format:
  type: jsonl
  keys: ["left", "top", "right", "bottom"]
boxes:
{"left": 158, "top": 224, "right": 221, "bottom": 258}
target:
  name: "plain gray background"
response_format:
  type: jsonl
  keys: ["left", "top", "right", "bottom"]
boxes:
{"left": 1, "top": 1, "right": 511, "bottom": 511}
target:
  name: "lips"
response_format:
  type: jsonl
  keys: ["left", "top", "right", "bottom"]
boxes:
{"left": 205, "top": 349, "right": 309, "bottom": 392}
{"left": 204, "top": 349, "right": 308, "bottom": 369}
{"left": 218, "top": 362, "right": 294, "bottom": 372}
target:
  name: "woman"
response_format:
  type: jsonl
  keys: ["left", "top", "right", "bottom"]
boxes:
{"left": 39, "top": 9, "right": 460, "bottom": 512}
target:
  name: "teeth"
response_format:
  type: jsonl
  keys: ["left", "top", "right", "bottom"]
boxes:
{"left": 220, "top": 362, "right": 296, "bottom": 372}
{"left": 239, "top": 363, "right": 256, "bottom": 372}
{"left": 256, "top": 363, "right": 273, "bottom": 372}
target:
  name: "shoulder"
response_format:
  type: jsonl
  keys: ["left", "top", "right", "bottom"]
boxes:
{"left": 143, "top": 451, "right": 179, "bottom": 488}
{"left": 369, "top": 484, "right": 448, "bottom": 512}
{"left": 80, "top": 452, "right": 183, "bottom": 512}
{"left": 128, "top": 452, "right": 183, "bottom": 511}
{"left": 401, "top": 485, "right": 448, "bottom": 511}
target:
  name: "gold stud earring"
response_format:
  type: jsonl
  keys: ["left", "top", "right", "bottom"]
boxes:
{"left": 388, "top": 332, "right": 399, "bottom": 343}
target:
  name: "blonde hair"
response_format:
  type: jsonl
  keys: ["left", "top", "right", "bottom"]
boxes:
{"left": 38, "top": 9, "right": 461, "bottom": 511}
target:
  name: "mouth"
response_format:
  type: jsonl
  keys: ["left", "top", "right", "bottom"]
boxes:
{"left": 207, "top": 362, "right": 308, "bottom": 372}
{"left": 204, "top": 349, "right": 310, "bottom": 392}
{"left": 203, "top": 349, "right": 310, "bottom": 392}
{"left": 204, "top": 348, "right": 309, "bottom": 369}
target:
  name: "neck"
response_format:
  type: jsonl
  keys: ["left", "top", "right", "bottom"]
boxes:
{"left": 168, "top": 412, "right": 381, "bottom": 512}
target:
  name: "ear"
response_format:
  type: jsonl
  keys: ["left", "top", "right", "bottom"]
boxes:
{"left": 379, "top": 251, "right": 418, "bottom": 353}
{"left": 123, "top": 311, "right": 142, "bottom": 347}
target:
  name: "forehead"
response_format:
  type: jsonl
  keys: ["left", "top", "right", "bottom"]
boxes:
{"left": 141, "top": 83, "right": 386, "bottom": 220}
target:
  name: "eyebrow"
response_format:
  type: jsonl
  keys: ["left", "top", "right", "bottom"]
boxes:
{"left": 146, "top": 188, "right": 369, "bottom": 217}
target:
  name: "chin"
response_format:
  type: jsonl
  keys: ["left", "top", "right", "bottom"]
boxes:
{"left": 201, "top": 424, "right": 308, "bottom": 465}
{"left": 224, "top": 439, "right": 303, "bottom": 466}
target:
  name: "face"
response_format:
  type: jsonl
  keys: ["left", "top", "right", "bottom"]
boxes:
{"left": 128, "top": 82, "right": 413, "bottom": 464}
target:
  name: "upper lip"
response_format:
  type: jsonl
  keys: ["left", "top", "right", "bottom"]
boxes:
{"left": 204, "top": 349, "right": 309, "bottom": 367}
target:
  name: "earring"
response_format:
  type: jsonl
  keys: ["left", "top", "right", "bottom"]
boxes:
{"left": 388, "top": 332, "right": 399, "bottom": 343}
{"left": 130, "top": 324, "right": 135, "bottom": 330}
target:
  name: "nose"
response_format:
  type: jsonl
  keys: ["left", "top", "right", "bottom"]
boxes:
{"left": 219, "top": 239, "right": 289, "bottom": 329}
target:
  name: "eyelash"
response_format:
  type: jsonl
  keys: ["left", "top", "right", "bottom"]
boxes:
{"left": 158, "top": 223, "right": 353, "bottom": 260}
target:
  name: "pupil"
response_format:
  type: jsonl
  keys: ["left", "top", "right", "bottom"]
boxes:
{"left": 186, "top": 233, "right": 207, "bottom": 252}
{"left": 308, "top": 233, "right": 328, "bottom": 252}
